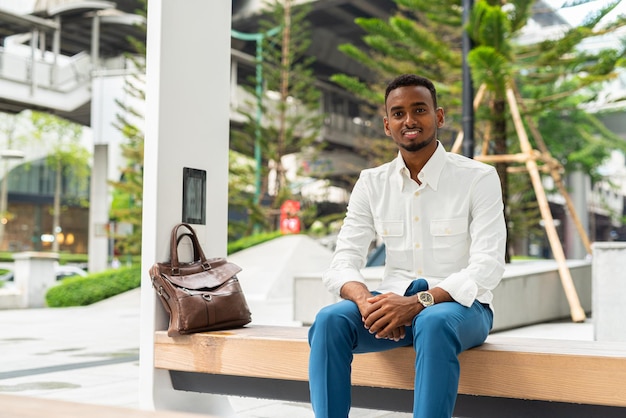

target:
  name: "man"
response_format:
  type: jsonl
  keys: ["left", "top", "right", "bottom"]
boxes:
{"left": 308, "top": 74, "right": 506, "bottom": 418}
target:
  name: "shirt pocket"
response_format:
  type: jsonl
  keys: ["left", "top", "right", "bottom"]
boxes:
{"left": 430, "top": 218, "right": 468, "bottom": 264}
{"left": 375, "top": 220, "right": 407, "bottom": 262}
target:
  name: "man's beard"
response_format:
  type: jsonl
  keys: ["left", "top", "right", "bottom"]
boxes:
{"left": 399, "top": 133, "right": 436, "bottom": 153}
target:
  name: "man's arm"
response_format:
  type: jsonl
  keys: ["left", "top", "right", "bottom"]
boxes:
{"left": 323, "top": 175, "right": 376, "bottom": 295}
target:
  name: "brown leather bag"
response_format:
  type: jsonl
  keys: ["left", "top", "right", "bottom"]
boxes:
{"left": 149, "top": 223, "right": 251, "bottom": 336}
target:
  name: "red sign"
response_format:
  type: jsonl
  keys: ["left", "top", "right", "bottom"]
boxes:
{"left": 280, "top": 200, "right": 301, "bottom": 234}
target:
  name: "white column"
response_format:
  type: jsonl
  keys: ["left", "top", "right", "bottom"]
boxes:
{"left": 139, "top": 1, "right": 233, "bottom": 414}
{"left": 88, "top": 73, "right": 129, "bottom": 272}
{"left": 30, "top": 29, "right": 38, "bottom": 95}
{"left": 88, "top": 144, "right": 109, "bottom": 273}
{"left": 51, "top": 16, "right": 61, "bottom": 86}
{"left": 564, "top": 171, "right": 590, "bottom": 259}
{"left": 91, "top": 13, "right": 100, "bottom": 70}
{"left": 592, "top": 242, "right": 626, "bottom": 342}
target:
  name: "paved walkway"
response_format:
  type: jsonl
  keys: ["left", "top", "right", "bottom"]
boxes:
{"left": 0, "top": 287, "right": 594, "bottom": 417}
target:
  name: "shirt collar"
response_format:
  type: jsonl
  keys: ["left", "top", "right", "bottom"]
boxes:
{"left": 394, "top": 141, "right": 447, "bottom": 192}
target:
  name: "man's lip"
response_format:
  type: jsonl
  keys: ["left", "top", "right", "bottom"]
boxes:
{"left": 402, "top": 128, "right": 422, "bottom": 137}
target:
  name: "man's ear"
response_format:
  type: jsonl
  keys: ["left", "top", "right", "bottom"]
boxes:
{"left": 436, "top": 108, "right": 445, "bottom": 128}
{"left": 383, "top": 116, "right": 391, "bottom": 136}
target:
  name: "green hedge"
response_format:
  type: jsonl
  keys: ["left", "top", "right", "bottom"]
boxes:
{"left": 45, "top": 265, "right": 141, "bottom": 307}
{"left": 227, "top": 230, "right": 282, "bottom": 254}
{"left": 44, "top": 232, "right": 284, "bottom": 307}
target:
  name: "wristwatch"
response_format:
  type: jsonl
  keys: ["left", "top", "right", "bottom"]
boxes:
{"left": 417, "top": 291, "right": 434, "bottom": 308}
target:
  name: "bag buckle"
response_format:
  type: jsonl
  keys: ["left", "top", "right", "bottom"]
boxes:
{"left": 202, "top": 261, "right": 212, "bottom": 271}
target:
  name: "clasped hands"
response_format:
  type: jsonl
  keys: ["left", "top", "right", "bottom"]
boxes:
{"left": 359, "top": 292, "right": 422, "bottom": 342}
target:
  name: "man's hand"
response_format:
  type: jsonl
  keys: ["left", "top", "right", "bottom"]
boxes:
{"left": 362, "top": 293, "right": 421, "bottom": 340}
{"left": 340, "top": 282, "right": 411, "bottom": 340}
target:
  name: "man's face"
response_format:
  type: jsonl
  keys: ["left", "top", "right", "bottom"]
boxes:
{"left": 383, "top": 85, "right": 445, "bottom": 153}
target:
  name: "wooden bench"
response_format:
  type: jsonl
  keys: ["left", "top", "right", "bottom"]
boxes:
{"left": 154, "top": 325, "right": 626, "bottom": 417}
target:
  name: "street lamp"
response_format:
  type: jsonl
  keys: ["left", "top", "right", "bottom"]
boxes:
{"left": 231, "top": 26, "right": 281, "bottom": 204}
{"left": 462, "top": 0, "right": 475, "bottom": 159}
{"left": 0, "top": 149, "right": 25, "bottom": 250}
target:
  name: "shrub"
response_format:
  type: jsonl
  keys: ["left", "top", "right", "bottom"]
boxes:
{"left": 44, "top": 231, "right": 283, "bottom": 307}
{"left": 227, "top": 230, "right": 282, "bottom": 254}
{"left": 45, "top": 265, "right": 141, "bottom": 307}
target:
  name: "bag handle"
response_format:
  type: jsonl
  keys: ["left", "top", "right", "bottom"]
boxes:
{"left": 176, "top": 233, "right": 201, "bottom": 262}
{"left": 169, "top": 223, "right": 211, "bottom": 274}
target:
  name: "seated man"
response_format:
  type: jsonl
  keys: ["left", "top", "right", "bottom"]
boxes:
{"left": 308, "top": 74, "right": 507, "bottom": 418}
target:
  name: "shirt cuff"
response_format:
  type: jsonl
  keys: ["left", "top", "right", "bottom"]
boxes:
{"left": 322, "top": 268, "right": 366, "bottom": 297}
{"left": 435, "top": 273, "right": 478, "bottom": 307}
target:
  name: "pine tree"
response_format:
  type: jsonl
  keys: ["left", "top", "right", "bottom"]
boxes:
{"left": 330, "top": 0, "right": 626, "bottom": 259}
{"left": 232, "top": 0, "right": 324, "bottom": 230}
{"left": 109, "top": 1, "right": 147, "bottom": 257}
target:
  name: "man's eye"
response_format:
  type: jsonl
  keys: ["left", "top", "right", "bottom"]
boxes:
{"left": 393, "top": 112, "right": 403, "bottom": 118}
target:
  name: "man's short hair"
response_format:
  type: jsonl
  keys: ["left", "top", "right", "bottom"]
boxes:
{"left": 385, "top": 74, "right": 438, "bottom": 109}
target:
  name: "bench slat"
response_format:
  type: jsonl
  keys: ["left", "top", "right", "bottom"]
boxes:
{"left": 155, "top": 327, "right": 310, "bottom": 382}
{"left": 154, "top": 326, "right": 626, "bottom": 408}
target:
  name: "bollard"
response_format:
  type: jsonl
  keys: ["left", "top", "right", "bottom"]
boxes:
{"left": 592, "top": 242, "right": 626, "bottom": 341}
{"left": 13, "top": 252, "right": 59, "bottom": 308}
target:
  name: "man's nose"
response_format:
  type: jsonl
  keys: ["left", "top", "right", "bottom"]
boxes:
{"left": 404, "top": 113, "right": 416, "bottom": 126}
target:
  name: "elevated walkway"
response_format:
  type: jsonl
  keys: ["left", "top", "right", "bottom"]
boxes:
{"left": 0, "top": 47, "right": 92, "bottom": 117}
{"left": 0, "top": 2, "right": 145, "bottom": 125}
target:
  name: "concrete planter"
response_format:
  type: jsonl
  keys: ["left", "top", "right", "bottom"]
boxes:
{"left": 294, "top": 259, "right": 592, "bottom": 332}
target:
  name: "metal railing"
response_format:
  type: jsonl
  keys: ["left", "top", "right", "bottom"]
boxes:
{"left": 0, "top": 47, "right": 92, "bottom": 93}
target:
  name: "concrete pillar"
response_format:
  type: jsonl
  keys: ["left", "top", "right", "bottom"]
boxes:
{"left": 564, "top": 171, "right": 590, "bottom": 259}
{"left": 91, "top": 13, "right": 100, "bottom": 70}
{"left": 89, "top": 71, "right": 131, "bottom": 273}
{"left": 139, "top": 0, "right": 233, "bottom": 414}
{"left": 592, "top": 242, "right": 626, "bottom": 341}
{"left": 13, "top": 251, "right": 58, "bottom": 308}
{"left": 88, "top": 144, "right": 109, "bottom": 273}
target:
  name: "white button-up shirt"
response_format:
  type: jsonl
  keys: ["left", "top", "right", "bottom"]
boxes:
{"left": 323, "top": 142, "right": 506, "bottom": 307}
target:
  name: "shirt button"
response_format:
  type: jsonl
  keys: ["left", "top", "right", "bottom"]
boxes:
{"left": 417, "top": 269, "right": 423, "bottom": 275}
{"left": 383, "top": 229, "right": 388, "bottom": 235}
{"left": 415, "top": 243, "right": 421, "bottom": 249}
{"left": 414, "top": 216, "right": 419, "bottom": 222}
{"left": 445, "top": 228, "right": 452, "bottom": 234}
{"left": 414, "top": 191, "right": 420, "bottom": 197}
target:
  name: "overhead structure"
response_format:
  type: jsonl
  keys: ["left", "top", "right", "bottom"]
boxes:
{"left": 0, "top": 1, "right": 145, "bottom": 125}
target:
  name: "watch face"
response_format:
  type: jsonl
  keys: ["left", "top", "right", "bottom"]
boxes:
{"left": 418, "top": 292, "right": 434, "bottom": 306}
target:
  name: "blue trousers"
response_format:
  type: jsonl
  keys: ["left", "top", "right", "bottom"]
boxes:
{"left": 308, "top": 279, "right": 493, "bottom": 418}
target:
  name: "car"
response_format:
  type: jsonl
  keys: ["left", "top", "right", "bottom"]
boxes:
{"left": 0, "top": 264, "right": 87, "bottom": 282}
{"left": 0, "top": 270, "right": 13, "bottom": 282}
{"left": 54, "top": 264, "right": 88, "bottom": 280}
